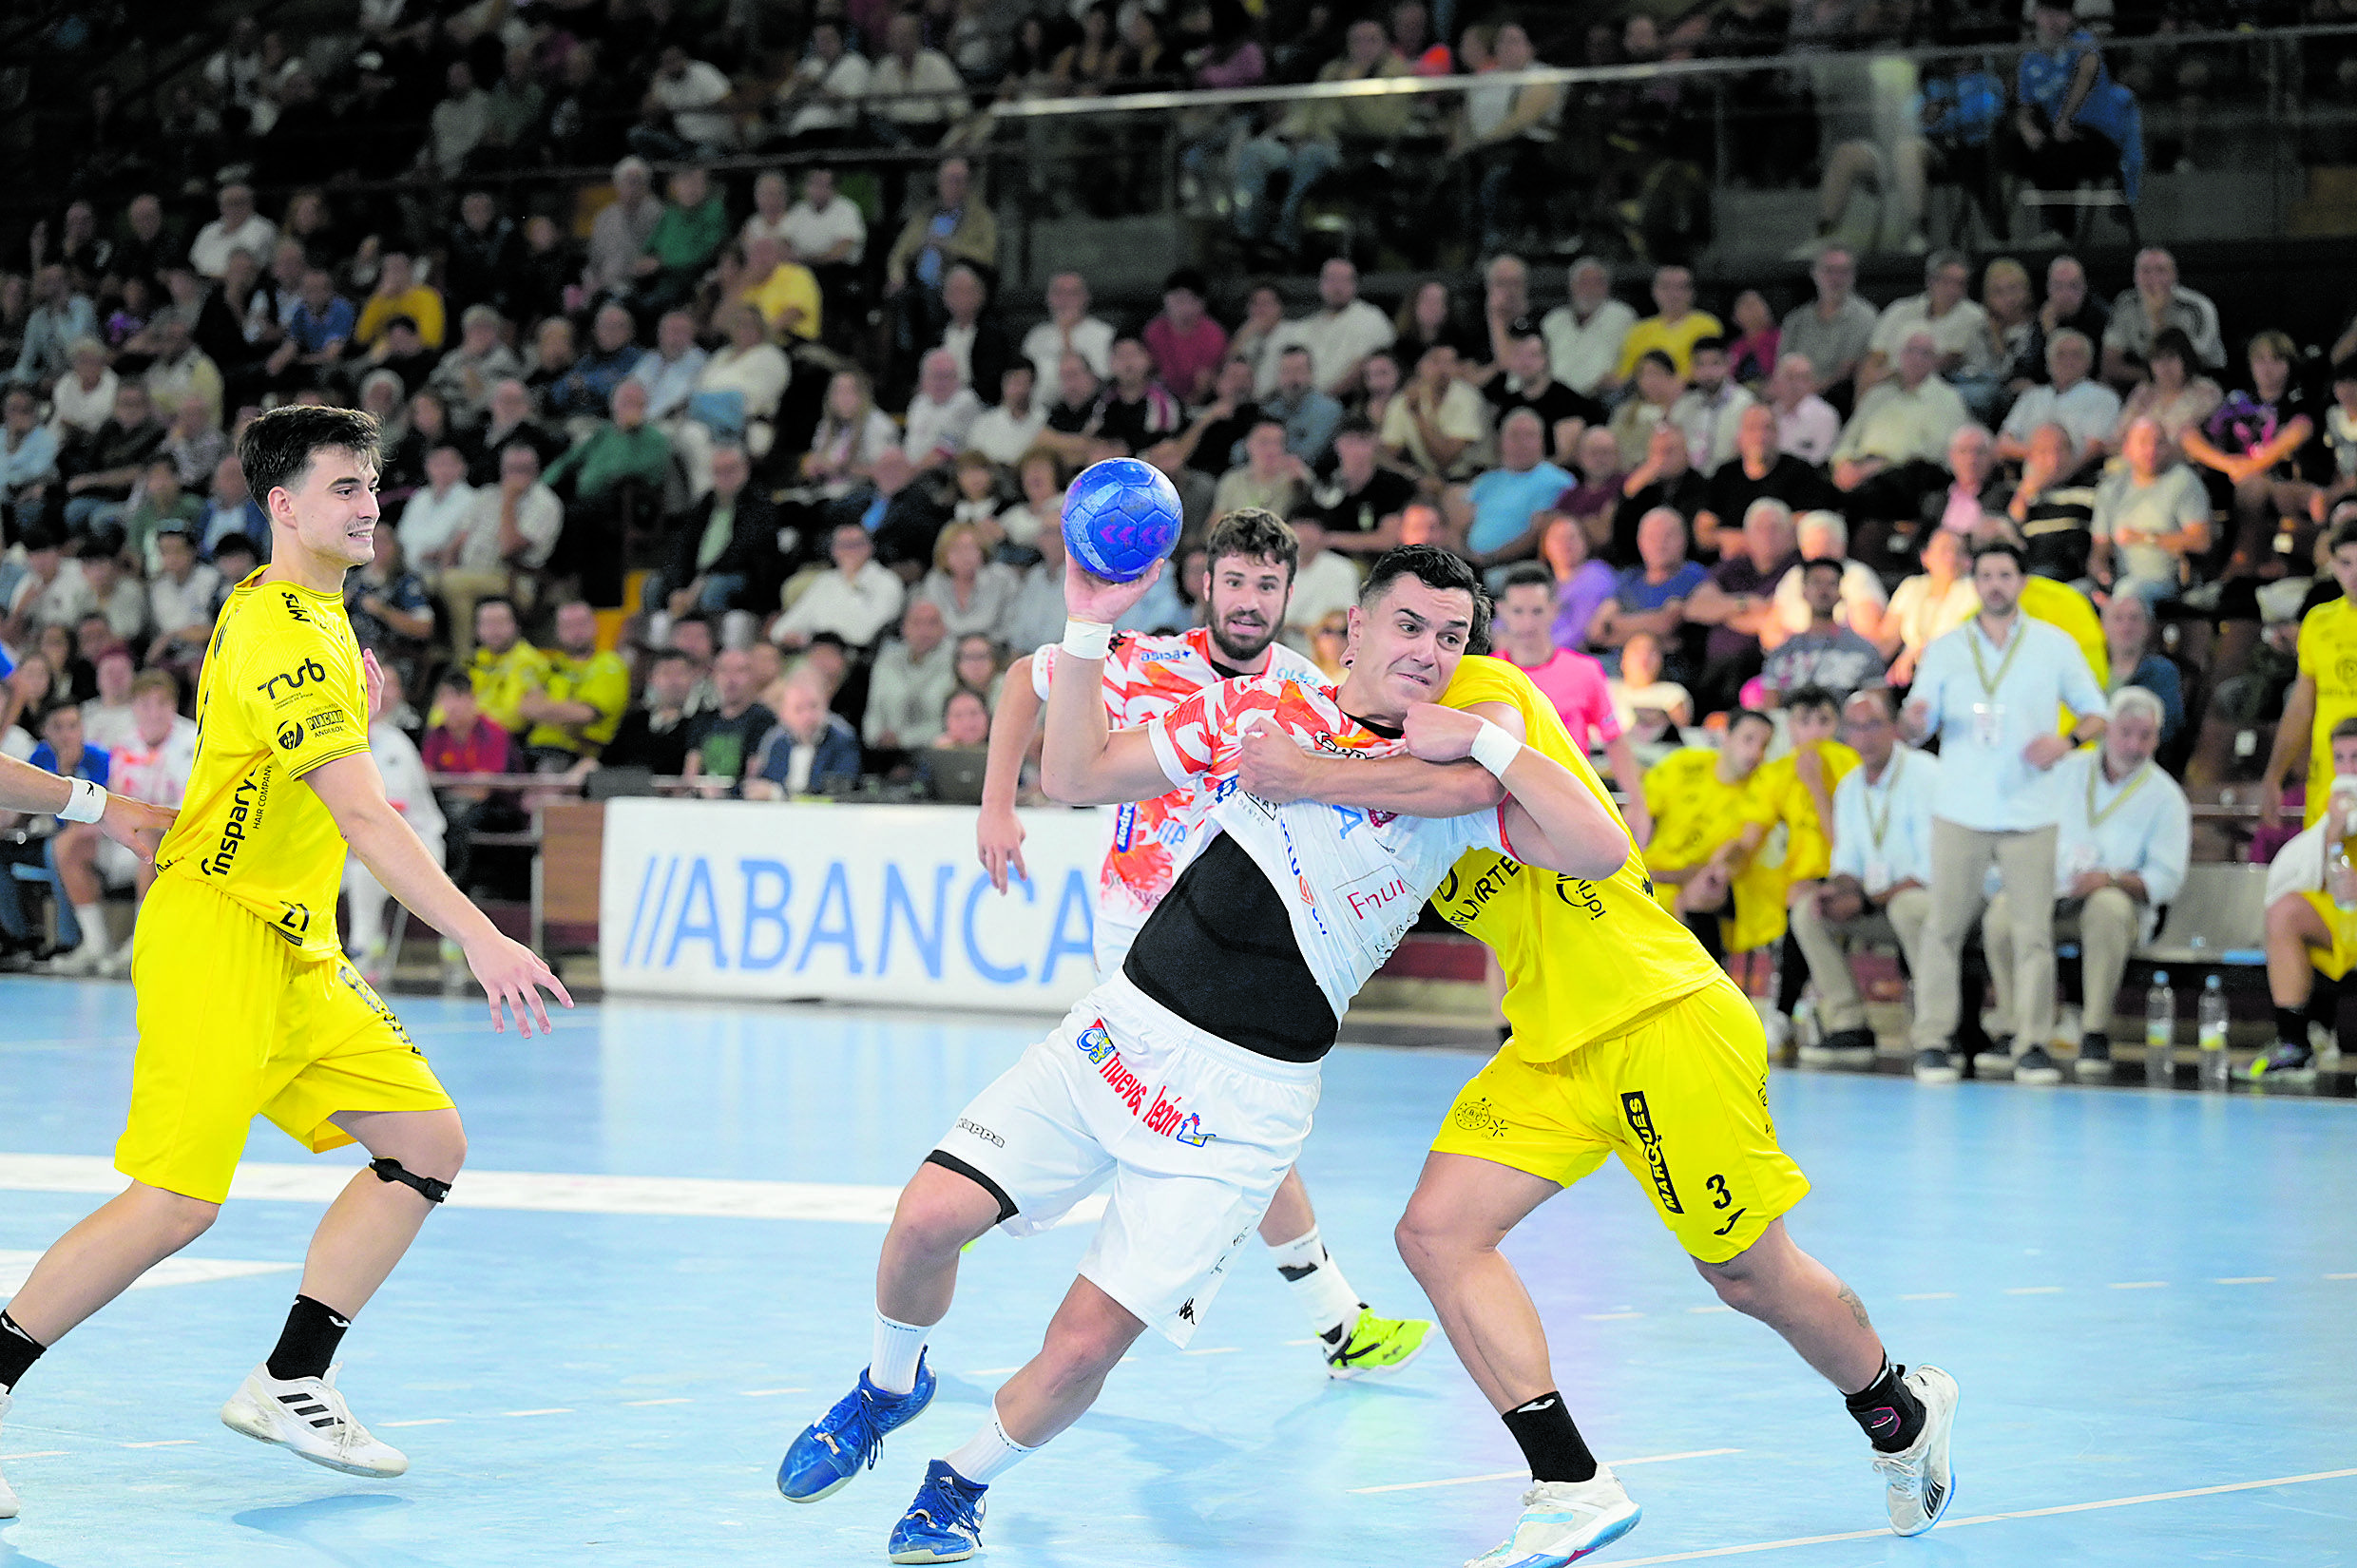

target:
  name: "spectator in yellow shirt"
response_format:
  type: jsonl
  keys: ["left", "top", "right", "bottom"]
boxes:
{"left": 739, "top": 234, "right": 822, "bottom": 342}
{"left": 1614, "top": 264, "right": 1723, "bottom": 383}
{"left": 519, "top": 599, "right": 631, "bottom": 768}
{"left": 355, "top": 251, "right": 448, "bottom": 350}
{"left": 467, "top": 595, "right": 552, "bottom": 736}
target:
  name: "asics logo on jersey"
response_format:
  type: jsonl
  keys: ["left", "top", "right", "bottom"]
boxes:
{"left": 203, "top": 774, "right": 260, "bottom": 875}
{"left": 280, "top": 591, "right": 311, "bottom": 622}
{"left": 1620, "top": 1090, "right": 1683, "bottom": 1214}
{"left": 256, "top": 657, "right": 329, "bottom": 701}
{"left": 1136, "top": 647, "right": 1189, "bottom": 662}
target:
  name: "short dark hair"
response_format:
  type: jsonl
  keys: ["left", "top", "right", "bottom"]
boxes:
{"left": 1784, "top": 684, "right": 1840, "bottom": 717}
{"left": 437, "top": 668, "right": 476, "bottom": 695}
{"left": 1360, "top": 545, "right": 1492, "bottom": 655}
{"left": 1971, "top": 540, "right": 2027, "bottom": 575}
{"left": 1801, "top": 556, "right": 1845, "bottom": 583}
{"left": 1500, "top": 562, "right": 1555, "bottom": 595}
{"left": 239, "top": 405, "right": 379, "bottom": 508}
{"left": 475, "top": 594, "right": 518, "bottom": 623}
{"left": 2148, "top": 326, "right": 2198, "bottom": 369}
{"left": 2333, "top": 716, "right": 2357, "bottom": 743}
{"left": 1334, "top": 413, "right": 1377, "bottom": 441}
{"left": 1690, "top": 335, "right": 1730, "bottom": 358}
{"left": 809, "top": 630, "right": 849, "bottom": 654}
{"left": 2330, "top": 519, "right": 2357, "bottom": 556}
{"left": 1207, "top": 507, "right": 1299, "bottom": 585}
{"left": 1729, "top": 707, "right": 1775, "bottom": 738}
{"left": 1163, "top": 266, "right": 1207, "bottom": 297}
{"left": 1637, "top": 349, "right": 1677, "bottom": 378}
{"left": 648, "top": 647, "right": 693, "bottom": 670}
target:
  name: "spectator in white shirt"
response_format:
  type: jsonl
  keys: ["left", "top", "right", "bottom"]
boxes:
{"left": 442, "top": 442, "right": 563, "bottom": 654}
{"left": 1669, "top": 336, "right": 1758, "bottom": 474}
{"left": 1282, "top": 519, "right": 1363, "bottom": 644}
{"left": 345, "top": 662, "right": 445, "bottom": 979}
{"left": 1768, "top": 353, "right": 1840, "bottom": 467}
{"left": 1021, "top": 271, "right": 1115, "bottom": 392}
{"left": 186, "top": 183, "right": 278, "bottom": 279}
{"left": 917, "top": 522, "right": 1021, "bottom": 641}
{"left": 93, "top": 670, "right": 201, "bottom": 911}
{"left": 2093, "top": 416, "right": 2212, "bottom": 608}
{"left": 1541, "top": 257, "right": 1637, "bottom": 398}
{"left": 1860, "top": 250, "right": 1991, "bottom": 392}
{"left": 967, "top": 362, "right": 1047, "bottom": 468}
{"left": 1789, "top": 688, "right": 1941, "bottom": 1066}
{"left": 144, "top": 527, "right": 220, "bottom": 673}
{"left": 633, "top": 46, "right": 740, "bottom": 159}
{"left": 864, "top": 596, "right": 957, "bottom": 750}
{"left": 1998, "top": 329, "right": 2121, "bottom": 463}
{"left": 775, "top": 521, "right": 907, "bottom": 650}
{"left": 1274, "top": 257, "right": 1397, "bottom": 399}
{"left": 904, "top": 348, "right": 984, "bottom": 468}
{"left": 397, "top": 444, "right": 480, "bottom": 581}
{"left": 1980, "top": 686, "right": 2187, "bottom": 1080}
{"left": 779, "top": 166, "right": 868, "bottom": 267}
{"left": 772, "top": 20, "right": 872, "bottom": 143}
{"left": 866, "top": 12, "right": 968, "bottom": 136}
{"left": 1773, "top": 510, "right": 1888, "bottom": 645}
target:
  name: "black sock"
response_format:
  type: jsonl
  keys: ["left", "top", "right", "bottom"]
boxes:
{"left": 1501, "top": 1391, "right": 1599, "bottom": 1483}
{"left": 1844, "top": 1358, "right": 1926, "bottom": 1453}
{"left": 0, "top": 1310, "right": 45, "bottom": 1391}
{"left": 2275, "top": 1004, "right": 2308, "bottom": 1051}
{"left": 1776, "top": 936, "right": 1810, "bottom": 1016}
{"left": 265, "top": 1296, "right": 353, "bottom": 1383}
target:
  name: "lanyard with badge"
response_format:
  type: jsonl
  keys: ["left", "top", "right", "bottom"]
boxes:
{"left": 1862, "top": 753, "right": 1903, "bottom": 892}
{"left": 2070, "top": 758, "right": 2151, "bottom": 880}
{"left": 1966, "top": 621, "right": 2025, "bottom": 749}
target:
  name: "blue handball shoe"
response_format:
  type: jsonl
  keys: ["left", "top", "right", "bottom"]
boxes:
{"left": 776, "top": 1355, "right": 936, "bottom": 1502}
{"left": 888, "top": 1459, "right": 988, "bottom": 1563}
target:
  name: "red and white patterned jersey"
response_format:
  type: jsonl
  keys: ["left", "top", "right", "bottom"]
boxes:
{"left": 1034, "top": 625, "right": 1320, "bottom": 974}
{"left": 1146, "top": 671, "right": 1512, "bottom": 1023}
{"left": 105, "top": 717, "right": 198, "bottom": 809}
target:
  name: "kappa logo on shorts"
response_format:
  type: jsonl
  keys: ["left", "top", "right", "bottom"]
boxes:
{"left": 1452, "top": 1096, "right": 1512, "bottom": 1139}
{"left": 1178, "top": 1299, "right": 1196, "bottom": 1324}
{"left": 1620, "top": 1090, "right": 1683, "bottom": 1214}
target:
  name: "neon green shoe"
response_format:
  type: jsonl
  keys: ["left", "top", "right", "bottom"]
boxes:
{"left": 1322, "top": 1308, "right": 1434, "bottom": 1380}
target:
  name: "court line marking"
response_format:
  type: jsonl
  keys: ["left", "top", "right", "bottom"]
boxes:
{"left": 2213, "top": 1276, "right": 2275, "bottom": 1285}
{"left": 1585, "top": 1311, "right": 1645, "bottom": 1321}
{"left": 0, "top": 1451, "right": 67, "bottom": 1461}
{"left": 380, "top": 1419, "right": 453, "bottom": 1428}
{"left": 1353, "top": 1449, "right": 1743, "bottom": 1496}
{"left": 1602, "top": 1466, "right": 2357, "bottom": 1565}
{"left": 121, "top": 1439, "right": 197, "bottom": 1448}
{"left": 2329, "top": 1272, "right": 2357, "bottom": 1280}
{"left": 502, "top": 1408, "right": 574, "bottom": 1418}
{"left": 623, "top": 1398, "right": 692, "bottom": 1407}
{"left": 1178, "top": 1347, "right": 1238, "bottom": 1356}
{"left": 0, "top": 1154, "right": 1113, "bottom": 1232}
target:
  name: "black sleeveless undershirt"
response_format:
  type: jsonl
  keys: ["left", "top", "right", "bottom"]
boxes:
{"left": 1122, "top": 833, "right": 1339, "bottom": 1061}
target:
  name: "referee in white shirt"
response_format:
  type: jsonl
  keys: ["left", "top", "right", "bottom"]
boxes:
{"left": 1980, "top": 688, "right": 2188, "bottom": 1082}
{"left": 1901, "top": 543, "right": 2108, "bottom": 1084}
{"left": 1792, "top": 688, "right": 1942, "bottom": 1068}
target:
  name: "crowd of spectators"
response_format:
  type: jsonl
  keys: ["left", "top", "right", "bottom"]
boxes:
{"left": 4, "top": 1, "right": 2357, "bottom": 1044}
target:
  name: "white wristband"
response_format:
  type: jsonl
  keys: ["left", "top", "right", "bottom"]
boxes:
{"left": 1468, "top": 719, "right": 1523, "bottom": 780}
{"left": 1061, "top": 618, "right": 1114, "bottom": 661}
{"left": 60, "top": 776, "right": 107, "bottom": 824}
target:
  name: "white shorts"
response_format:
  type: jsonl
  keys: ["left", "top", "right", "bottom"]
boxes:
{"left": 930, "top": 974, "right": 1319, "bottom": 1347}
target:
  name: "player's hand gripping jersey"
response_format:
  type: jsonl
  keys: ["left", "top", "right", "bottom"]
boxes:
{"left": 1033, "top": 626, "right": 1320, "bottom": 969}
{"left": 1141, "top": 670, "right": 1511, "bottom": 1036}
{"left": 153, "top": 572, "right": 373, "bottom": 957}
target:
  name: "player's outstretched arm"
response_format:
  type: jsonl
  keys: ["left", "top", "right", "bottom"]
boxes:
{"left": 0, "top": 752, "right": 174, "bottom": 862}
{"left": 303, "top": 754, "right": 573, "bottom": 1037}
{"left": 1042, "top": 558, "right": 1177, "bottom": 807}
{"left": 1404, "top": 704, "right": 1631, "bottom": 879}
{"left": 1235, "top": 700, "right": 1521, "bottom": 817}
{"left": 977, "top": 652, "right": 1043, "bottom": 892}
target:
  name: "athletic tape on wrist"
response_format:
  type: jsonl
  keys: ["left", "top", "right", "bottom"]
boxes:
{"left": 1061, "top": 618, "right": 1114, "bottom": 660}
{"left": 59, "top": 776, "right": 107, "bottom": 824}
{"left": 1469, "top": 719, "right": 1523, "bottom": 780}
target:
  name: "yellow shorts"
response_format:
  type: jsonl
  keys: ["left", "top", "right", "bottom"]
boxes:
{"left": 2301, "top": 889, "right": 2357, "bottom": 982}
{"left": 1430, "top": 975, "right": 1810, "bottom": 1264}
{"left": 115, "top": 879, "right": 453, "bottom": 1204}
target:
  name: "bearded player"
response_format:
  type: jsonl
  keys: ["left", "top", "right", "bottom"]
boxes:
{"left": 974, "top": 508, "right": 1432, "bottom": 1379}
{"left": 0, "top": 407, "right": 568, "bottom": 1517}
{"left": 1238, "top": 655, "right": 1959, "bottom": 1566}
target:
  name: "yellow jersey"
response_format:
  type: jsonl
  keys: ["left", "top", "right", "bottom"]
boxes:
{"left": 469, "top": 641, "right": 551, "bottom": 736}
{"left": 1729, "top": 738, "right": 1860, "bottom": 950}
{"left": 2299, "top": 597, "right": 2357, "bottom": 826}
{"left": 1433, "top": 656, "right": 1723, "bottom": 1061}
{"left": 1642, "top": 746, "right": 1760, "bottom": 892}
{"left": 154, "top": 570, "right": 372, "bottom": 961}
{"left": 525, "top": 648, "right": 631, "bottom": 755}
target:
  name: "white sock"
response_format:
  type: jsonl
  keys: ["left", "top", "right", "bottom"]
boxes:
{"left": 870, "top": 1312, "right": 930, "bottom": 1395}
{"left": 941, "top": 1405, "right": 1036, "bottom": 1485}
{"left": 1268, "top": 1225, "right": 1364, "bottom": 1340}
{"left": 71, "top": 904, "right": 110, "bottom": 955}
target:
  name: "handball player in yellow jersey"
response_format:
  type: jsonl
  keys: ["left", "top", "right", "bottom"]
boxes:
{"left": 0, "top": 408, "right": 569, "bottom": 1517}
{"left": 1238, "top": 651, "right": 1957, "bottom": 1566}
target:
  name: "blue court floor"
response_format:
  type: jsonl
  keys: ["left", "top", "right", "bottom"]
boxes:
{"left": 0, "top": 978, "right": 2351, "bottom": 1568}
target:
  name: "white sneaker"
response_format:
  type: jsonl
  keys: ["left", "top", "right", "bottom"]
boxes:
{"left": 1871, "top": 1365, "right": 1959, "bottom": 1537}
{"left": 1759, "top": 1007, "right": 1793, "bottom": 1055}
{"left": 1466, "top": 1466, "right": 1641, "bottom": 1567}
{"left": 45, "top": 945, "right": 107, "bottom": 977}
{"left": 1, "top": 1389, "right": 19, "bottom": 1518}
{"left": 220, "top": 1363, "right": 409, "bottom": 1477}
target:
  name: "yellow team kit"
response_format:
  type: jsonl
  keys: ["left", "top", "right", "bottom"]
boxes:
{"left": 1425, "top": 657, "right": 1810, "bottom": 1263}
{"left": 119, "top": 573, "right": 450, "bottom": 1206}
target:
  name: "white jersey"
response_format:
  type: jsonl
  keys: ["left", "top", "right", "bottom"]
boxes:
{"left": 1143, "top": 671, "right": 1513, "bottom": 1024}
{"left": 1033, "top": 625, "right": 1321, "bottom": 975}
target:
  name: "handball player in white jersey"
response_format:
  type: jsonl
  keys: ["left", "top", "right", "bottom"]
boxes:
{"left": 976, "top": 509, "right": 1432, "bottom": 1382}
{"left": 779, "top": 544, "right": 1634, "bottom": 1564}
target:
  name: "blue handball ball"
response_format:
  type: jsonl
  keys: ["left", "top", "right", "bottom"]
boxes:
{"left": 1062, "top": 457, "right": 1183, "bottom": 583}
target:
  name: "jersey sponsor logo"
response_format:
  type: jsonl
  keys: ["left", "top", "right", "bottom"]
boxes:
{"left": 1112, "top": 802, "right": 1137, "bottom": 853}
{"left": 277, "top": 720, "right": 305, "bottom": 751}
{"left": 280, "top": 591, "right": 312, "bottom": 622}
{"left": 1077, "top": 1021, "right": 1117, "bottom": 1063}
{"left": 1434, "top": 857, "right": 1526, "bottom": 926}
{"left": 1619, "top": 1089, "right": 1683, "bottom": 1214}
{"left": 1339, "top": 868, "right": 1411, "bottom": 926}
{"left": 1075, "top": 1023, "right": 1217, "bottom": 1145}
{"left": 1135, "top": 646, "right": 1191, "bottom": 663}
{"left": 1554, "top": 877, "right": 1609, "bottom": 921}
{"left": 203, "top": 773, "right": 263, "bottom": 875}
{"left": 257, "top": 657, "right": 330, "bottom": 702}
{"left": 1451, "top": 1095, "right": 1512, "bottom": 1139}
{"left": 305, "top": 710, "right": 350, "bottom": 737}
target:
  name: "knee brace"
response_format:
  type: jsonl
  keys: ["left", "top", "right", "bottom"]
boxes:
{"left": 371, "top": 1157, "right": 452, "bottom": 1204}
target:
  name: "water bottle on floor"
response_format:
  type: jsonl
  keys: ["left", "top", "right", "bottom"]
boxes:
{"left": 2198, "top": 976, "right": 2230, "bottom": 1091}
{"left": 2145, "top": 971, "right": 2175, "bottom": 1089}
